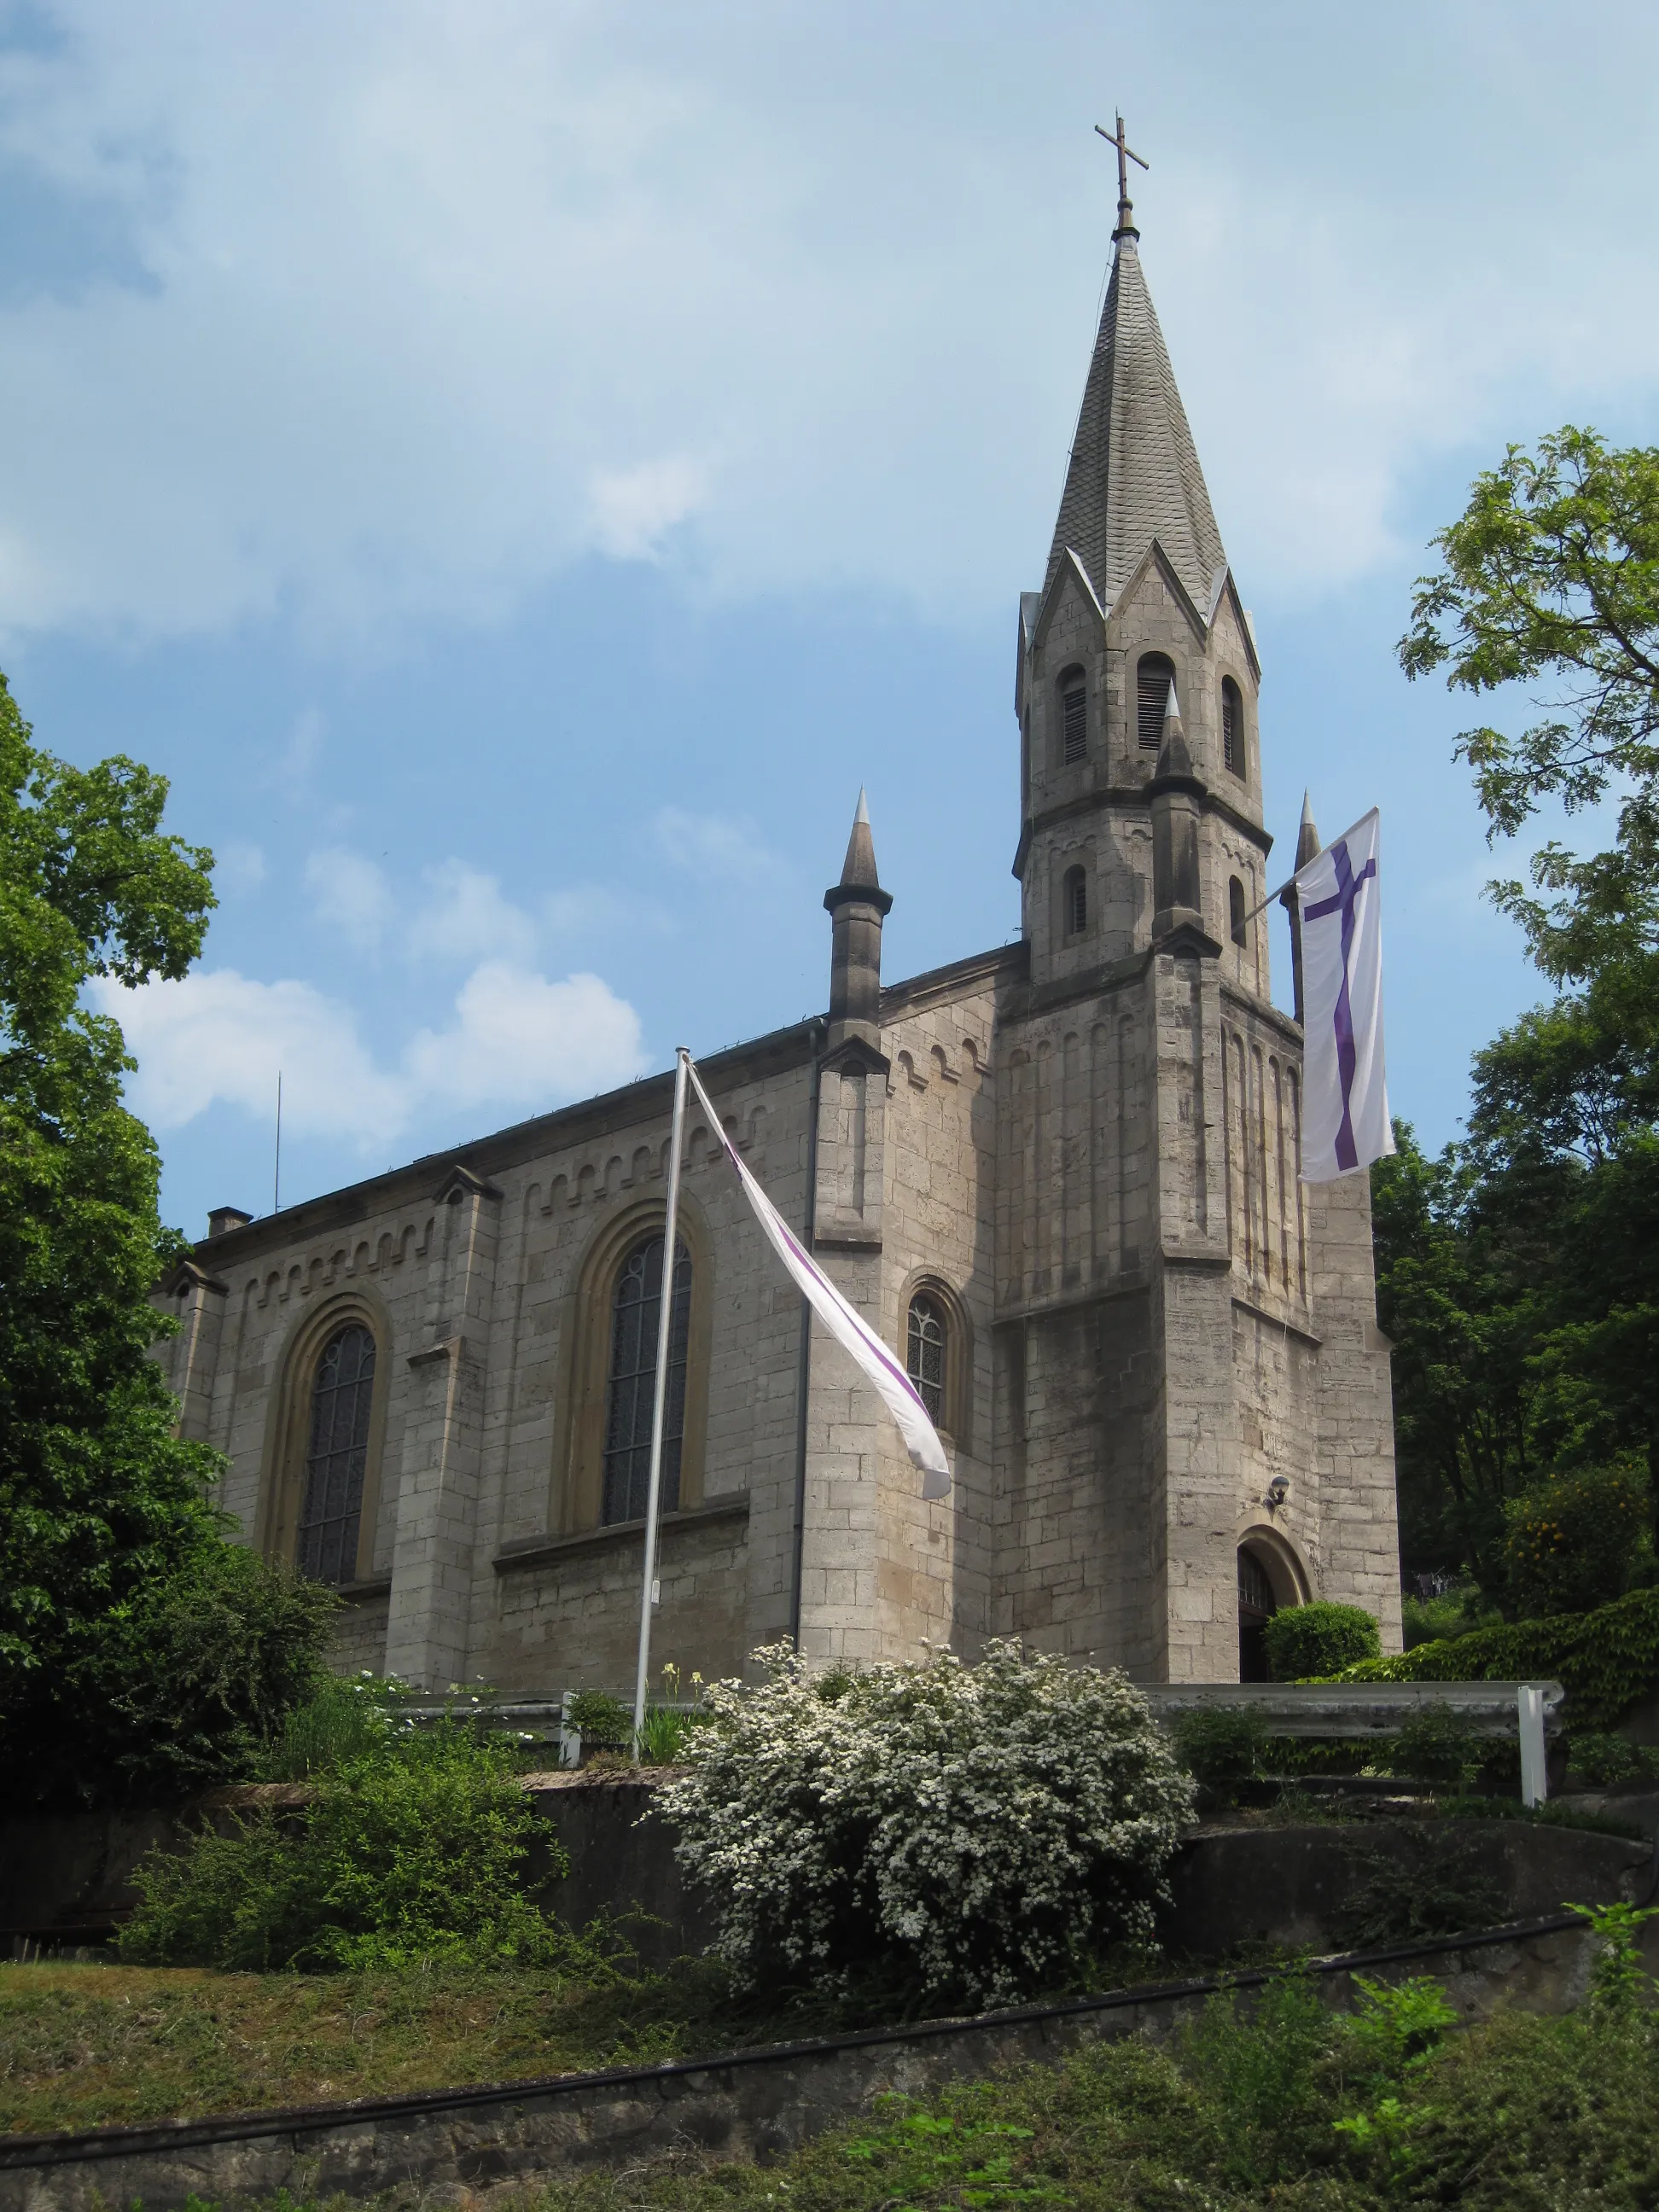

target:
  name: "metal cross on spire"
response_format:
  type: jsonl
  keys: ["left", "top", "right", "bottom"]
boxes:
{"left": 1093, "top": 112, "right": 1148, "bottom": 237}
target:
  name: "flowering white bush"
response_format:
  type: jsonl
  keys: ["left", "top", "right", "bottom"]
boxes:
{"left": 656, "top": 1638, "right": 1195, "bottom": 2007}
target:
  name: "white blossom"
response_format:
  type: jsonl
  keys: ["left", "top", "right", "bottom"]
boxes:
{"left": 656, "top": 1639, "right": 1195, "bottom": 2007}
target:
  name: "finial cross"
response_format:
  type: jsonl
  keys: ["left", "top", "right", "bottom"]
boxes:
{"left": 1093, "top": 112, "right": 1148, "bottom": 207}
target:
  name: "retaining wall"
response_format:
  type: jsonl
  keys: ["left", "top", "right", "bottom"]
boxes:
{"left": 0, "top": 1912, "right": 1633, "bottom": 2212}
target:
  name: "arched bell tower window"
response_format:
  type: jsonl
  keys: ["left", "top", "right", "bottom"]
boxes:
{"left": 297, "top": 1324, "right": 376, "bottom": 1586}
{"left": 1063, "top": 864, "right": 1088, "bottom": 938}
{"left": 1221, "top": 676, "right": 1244, "bottom": 777}
{"left": 1137, "top": 652, "right": 1175, "bottom": 753}
{"left": 602, "top": 1231, "right": 692, "bottom": 1525}
{"left": 1230, "top": 876, "right": 1248, "bottom": 947}
{"left": 1058, "top": 666, "right": 1088, "bottom": 765}
{"left": 906, "top": 1291, "right": 946, "bottom": 1425}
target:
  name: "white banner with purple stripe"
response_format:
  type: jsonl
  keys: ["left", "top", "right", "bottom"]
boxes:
{"left": 684, "top": 1058, "right": 952, "bottom": 1499}
{"left": 1296, "top": 806, "right": 1394, "bottom": 1184}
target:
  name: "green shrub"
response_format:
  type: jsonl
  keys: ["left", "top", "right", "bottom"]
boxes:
{"left": 119, "top": 1723, "right": 571, "bottom": 1971}
{"left": 567, "top": 1690, "right": 632, "bottom": 1750}
{"left": 1503, "top": 1460, "right": 1652, "bottom": 1618}
{"left": 1388, "top": 1701, "right": 1481, "bottom": 1788}
{"left": 48, "top": 1543, "right": 340, "bottom": 1809}
{"left": 1170, "top": 1704, "right": 1266, "bottom": 1792}
{"left": 1333, "top": 1582, "right": 1659, "bottom": 1729}
{"left": 1263, "top": 1600, "right": 1381, "bottom": 1680}
{"left": 659, "top": 1639, "right": 1194, "bottom": 2008}
{"left": 258, "top": 1670, "right": 416, "bottom": 1780}
{"left": 1566, "top": 1732, "right": 1659, "bottom": 1787}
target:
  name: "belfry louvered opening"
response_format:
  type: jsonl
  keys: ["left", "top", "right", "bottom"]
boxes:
{"left": 1137, "top": 654, "right": 1175, "bottom": 752}
{"left": 1059, "top": 667, "right": 1088, "bottom": 765}
{"left": 1222, "top": 676, "right": 1244, "bottom": 777}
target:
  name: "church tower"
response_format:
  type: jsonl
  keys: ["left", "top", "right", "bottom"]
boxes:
{"left": 994, "top": 149, "right": 1401, "bottom": 1676}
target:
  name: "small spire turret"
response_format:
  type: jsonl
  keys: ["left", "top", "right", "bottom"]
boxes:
{"left": 1282, "top": 793, "right": 1322, "bottom": 1024}
{"left": 824, "top": 789, "right": 892, "bottom": 1057}
{"left": 1149, "top": 682, "right": 1206, "bottom": 940}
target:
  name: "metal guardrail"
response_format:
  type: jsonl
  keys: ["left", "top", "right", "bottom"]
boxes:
{"left": 395, "top": 1680, "right": 1566, "bottom": 1804}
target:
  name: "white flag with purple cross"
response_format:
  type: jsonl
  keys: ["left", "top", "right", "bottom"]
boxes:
{"left": 1296, "top": 806, "right": 1394, "bottom": 1183}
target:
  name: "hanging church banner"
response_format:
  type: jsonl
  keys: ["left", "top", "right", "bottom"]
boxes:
{"left": 1296, "top": 806, "right": 1394, "bottom": 1184}
{"left": 683, "top": 1058, "right": 952, "bottom": 1499}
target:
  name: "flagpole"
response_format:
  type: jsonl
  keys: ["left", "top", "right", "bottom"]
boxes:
{"left": 1237, "top": 806, "right": 1378, "bottom": 929}
{"left": 632, "top": 1045, "right": 690, "bottom": 1758}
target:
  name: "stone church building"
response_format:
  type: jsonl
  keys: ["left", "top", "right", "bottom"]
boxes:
{"left": 157, "top": 178, "right": 1402, "bottom": 1693}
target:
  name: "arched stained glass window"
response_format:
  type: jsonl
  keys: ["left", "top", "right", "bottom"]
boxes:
{"left": 602, "top": 1233, "right": 692, "bottom": 1526}
{"left": 297, "top": 1324, "right": 375, "bottom": 1586}
{"left": 906, "top": 1292, "right": 946, "bottom": 1426}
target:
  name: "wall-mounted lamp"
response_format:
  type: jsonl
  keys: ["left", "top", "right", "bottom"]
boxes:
{"left": 1266, "top": 1476, "right": 1289, "bottom": 1510}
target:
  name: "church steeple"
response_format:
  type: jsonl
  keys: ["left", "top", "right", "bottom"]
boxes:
{"left": 1045, "top": 183, "right": 1226, "bottom": 613}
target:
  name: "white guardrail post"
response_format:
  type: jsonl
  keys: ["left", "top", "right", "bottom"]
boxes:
{"left": 1518, "top": 1682, "right": 1548, "bottom": 1807}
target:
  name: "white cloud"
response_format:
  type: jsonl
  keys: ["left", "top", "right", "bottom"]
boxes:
{"left": 97, "top": 967, "right": 406, "bottom": 1142}
{"left": 405, "top": 962, "right": 645, "bottom": 1110}
{"left": 586, "top": 456, "right": 706, "bottom": 561}
{"left": 97, "top": 956, "right": 646, "bottom": 1147}
{"left": 305, "top": 847, "right": 394, "bottom": 954}
{"left": 1, "top": 6, "right": 1658, "bottom": 637}
{"left": 651, "top": 806, "right": 783, "bottom": 885}
{"left": 411, "top": 859, "right": 537, "bottom": 966}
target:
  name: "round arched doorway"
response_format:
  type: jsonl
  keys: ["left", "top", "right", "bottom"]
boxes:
{"left": 1237, "top": 1546, "right": 1278, "bottom": 1680}
{"left": 1237, "top": 1533, "right": 1311, "bottom": 1681}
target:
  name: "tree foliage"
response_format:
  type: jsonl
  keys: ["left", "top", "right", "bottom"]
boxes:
{"left": 1400, "top": 424, "right": 1659, "bottom": 983}
{"left": 0, "top": 667, "right": 228, "bottom": 1802}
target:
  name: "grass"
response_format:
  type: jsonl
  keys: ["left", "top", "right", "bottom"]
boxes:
{"left": 88, "top": 1983, "right": 1659, "bottom": 2211}
{"left": 0, "top": 1954, "right": 725, "bottom": 2135}
{"left": 0, "top": 1946, "right": 1076, "bottom": 2138}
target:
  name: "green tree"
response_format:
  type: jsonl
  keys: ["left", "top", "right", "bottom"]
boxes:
{"left": 1399, "top": 423, "right": 1659, "bottom": 984}
{"left": 0, "top": 669, "right": 225, "bottom": 1802}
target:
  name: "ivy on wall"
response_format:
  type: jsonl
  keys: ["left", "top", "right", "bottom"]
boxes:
{"left": 1334, "top": 1586, "right": 1659, "bottom": 1731}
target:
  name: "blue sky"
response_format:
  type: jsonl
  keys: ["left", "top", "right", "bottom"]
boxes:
{"left": 3, "top": 0, "right": 1657, "bottom": 1237}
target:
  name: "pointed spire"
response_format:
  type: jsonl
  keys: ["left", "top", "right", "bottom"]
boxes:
{"left": 836, "top": 786, "right": 882, "bottom": 895}
{"left": 1046, "top": 202, "right": 1225, "bottom": 613}
{"left": 1295, "top": 791, "right": 1322, "bottom": 869}
{"left": 1154, "top": 678, "right": 1193, "bottom": 780}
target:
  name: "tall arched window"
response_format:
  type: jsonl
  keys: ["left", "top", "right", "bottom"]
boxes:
{"left": 1063, "top": 864, "right": 1088, "bottom": 938}
{"left": 297, "top": 1324, "right": 376, "bottom": 1586}
{"left": 602, "top": 1232, "right": 692, "bottom": 1525}
{"left": 1058, "top": 666, "right": 1088, "bottom": 765}
{"left": 1137, "top": 652, "right": 1175, "bottom": 753}
{"left": 1221, "top": 676, "right": 1244, "bottom": 777}
{"left": 1230, "top": 876, "right": 1248, "bottom": 946}
{"left": 906, "top": 1291, "right": 946, "bottom": 1426}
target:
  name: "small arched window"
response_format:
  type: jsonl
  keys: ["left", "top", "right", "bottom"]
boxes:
{"left": 602, "top": 1232, "right": 692, "bottom": 1525}
{"left": 1137, "top": 653, "right": 1175, "bottom": 753}
{"left": 906, "top": 1292, "right": 946, "bottom": 1426}
{"left": 297, "top": 1324, "right": 376, "bottom": 1586}
{"left": 1063, "top": 864, "right": 1088, "bottom": 938}
{"left": 1230, "top": 876, "right": 1248, "bottom": 947}
{"left": 1221, "top": 677, "right": 1244, "bottom": 777}
{"left": 1058, "top": 667, "right": 1088, "bottom": 765}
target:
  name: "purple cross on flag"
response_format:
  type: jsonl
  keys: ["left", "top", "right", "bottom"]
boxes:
{"left": 1295, "top": 806, "right": 1394, "bottom": 1183}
